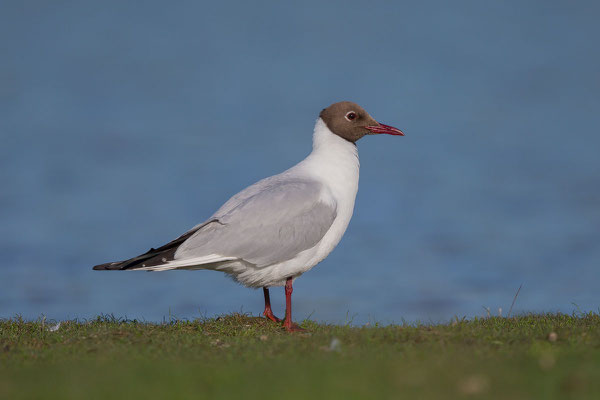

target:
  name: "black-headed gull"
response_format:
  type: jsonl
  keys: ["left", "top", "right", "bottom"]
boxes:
{"left": 94, "top": 101, "right": 404, "bottom": 331}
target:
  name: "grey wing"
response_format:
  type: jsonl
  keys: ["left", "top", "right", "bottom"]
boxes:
{"left": 175, "top": 179, "right": 337, "bottom": 267}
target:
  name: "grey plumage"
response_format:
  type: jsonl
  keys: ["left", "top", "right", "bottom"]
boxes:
{"left": 94, "top": 177, "right": 337, "bottom": 271}
{"left": 176, "top": 178, "right": 337, "bottom": 267}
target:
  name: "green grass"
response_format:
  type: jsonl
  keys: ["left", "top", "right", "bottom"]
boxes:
{"left": 1, "top": 312, "right": 599, "bottom": 399}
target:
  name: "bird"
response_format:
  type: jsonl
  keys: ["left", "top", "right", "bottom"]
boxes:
{"left": 93, "top": 101, "right": 404, "bottom": 332}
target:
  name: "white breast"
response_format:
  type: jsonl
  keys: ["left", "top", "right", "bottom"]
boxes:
{"left": 299, "top": 119, "right": 360, "bottom": 264}
{"left": 256, "top": 119, "right": 360, "bottom": 285}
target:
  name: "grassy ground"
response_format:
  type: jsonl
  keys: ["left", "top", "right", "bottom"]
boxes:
{"left": 1, "top": 312, "right": 599, "bottom": 399}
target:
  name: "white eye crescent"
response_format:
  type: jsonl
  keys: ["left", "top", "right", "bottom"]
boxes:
{"left": 345, "top": 111, "right": 357, "bottom": 121}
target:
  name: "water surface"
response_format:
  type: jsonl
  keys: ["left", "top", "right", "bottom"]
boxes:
{"left": 1, "top": 1, "right": 599, "bottom": 324}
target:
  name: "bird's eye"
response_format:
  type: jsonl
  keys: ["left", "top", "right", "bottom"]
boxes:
{"left": 345, "top": 111, "right": 357, "bottom": 121}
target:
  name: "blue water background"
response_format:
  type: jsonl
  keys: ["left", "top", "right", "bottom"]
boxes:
{"left": 1, "top": 1, "right": 599, "bottom": 324}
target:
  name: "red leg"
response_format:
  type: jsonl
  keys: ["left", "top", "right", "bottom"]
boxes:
{"left": 262, "top": 287, "right": 281, "bottom": 322}
{"left": 283, "top": 277, "right": 306, "bottom": 332}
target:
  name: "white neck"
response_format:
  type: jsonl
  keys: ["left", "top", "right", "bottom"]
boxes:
{"left": 291, "top": 118, "right": 360, "bottom": 202}
{"left": 297, "top": 118, "right": 361, "bottom": 269}
{"left": 303, "top": 118, "right": 359, "bottom": 171}
{"left": 311, "top": 118, "right": 359, "bottom": 157}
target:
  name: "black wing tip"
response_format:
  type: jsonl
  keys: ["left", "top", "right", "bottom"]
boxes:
{"left": 93, "top": 262, "right": 122, "bottom": 271}
{"left": 91, "top": 226, "right": 201, "bottom": 271}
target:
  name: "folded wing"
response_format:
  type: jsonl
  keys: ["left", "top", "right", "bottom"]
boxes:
{"left": 95, "top": 179, "right": 337, "bottom": 271}
{"left": 174, "top": 179, "right": 337, "bottom": 267}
